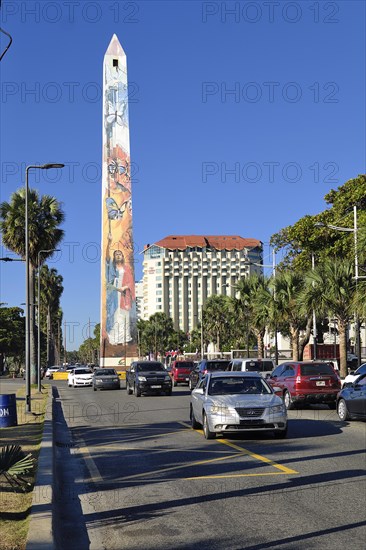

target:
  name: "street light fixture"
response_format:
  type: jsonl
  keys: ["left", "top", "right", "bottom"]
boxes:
{"left": 37, "top": 248, "right": 60, "bottom": 392}
{"left": 25, "top": 163, "right": 64, "bottom": 413}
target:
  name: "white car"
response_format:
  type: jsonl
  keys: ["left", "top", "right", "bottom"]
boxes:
{"left": 190, "top": 371, "right": 287, "bottom": 439}
{"left": 45, "top": 366, "right": 61, "bottom": 379}
{"left": 343, "top": 363, "right": 366, "bottom": 387}
{"left": 68, "top": 367, "right": 93, "bottom": 388}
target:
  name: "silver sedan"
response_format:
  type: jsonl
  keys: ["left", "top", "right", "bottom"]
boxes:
{"left": 190, "top": 371, "right": 288, "bottom": 439}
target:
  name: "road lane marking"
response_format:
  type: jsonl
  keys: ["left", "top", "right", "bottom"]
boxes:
{"left": 118, "top": 451, "right": 249, "bottom": 480}
{"left": 76, "top": 438, "right": 103, "bottom": 484}
{"left": 179, "top": 421, "right": 298, "bottom": 476}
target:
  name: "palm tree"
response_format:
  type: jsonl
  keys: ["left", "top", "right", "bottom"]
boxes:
{"left": 300, "top": 259, "right": 356, "bottom": 377}
{"left": 0, "top": 188, "right": 64, "bottom": 382}
{"left": 271, "top": 271, "right": 306, "bottom": 361}
{"left": 236, "top": 274, "right": 271, "bottom": 359}
{"left": 203, "top": 295, "right": 232, "bottom": 352}
{"left": 39, "top": 266, "right": 63, "bottom": 367}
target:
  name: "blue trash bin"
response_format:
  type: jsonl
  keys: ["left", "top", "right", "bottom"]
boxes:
{"left": 0, "top": 394, "right": 18, "bottom": 427}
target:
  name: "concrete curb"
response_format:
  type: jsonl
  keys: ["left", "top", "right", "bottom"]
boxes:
{"left": 26, "top": 389, "right": 54, "bottom": 550}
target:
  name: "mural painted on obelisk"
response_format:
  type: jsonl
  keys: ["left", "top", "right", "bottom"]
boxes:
{"left": 101, "top": 35, "right": 137, "bottom": 365}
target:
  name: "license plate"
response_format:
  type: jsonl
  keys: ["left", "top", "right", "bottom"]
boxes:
{"left": 185, "top": 378, "right": 189, "bottom": 381}
{"left": 316, "top": 381, "right": 325, "bottom": 386}
{"left": 151, "top": 385, "right": 161, "bottom": 388}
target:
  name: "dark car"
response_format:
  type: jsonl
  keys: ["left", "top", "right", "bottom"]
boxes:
{"left": 126, "top": 361, "right": 172, "bottom": 396}
{"left": 188, "top": 359, "right": 231, "bottom": 391}
{"left": 171, "top": 360, "right": 195, "bottom": 386}
{"left": 337, "top": 373, "right": 366, "bottom": 421}
{"left": 93, "top": 368, "right": 120, "bottom": 391}
{"left": 267, "top": 361, "right": 341, "bottom": 409}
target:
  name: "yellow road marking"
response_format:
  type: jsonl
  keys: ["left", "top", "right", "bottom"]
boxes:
{"left": 185, "top": 472, "right": 288, "bottom": 480}
{"left": 119, "top": 451, "right": 249, "bottom": 480}
{"left": 179, "top": 421, "right": 298, "bottom": 475}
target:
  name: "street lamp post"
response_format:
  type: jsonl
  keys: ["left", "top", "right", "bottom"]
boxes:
{"left": 37, "top": 248, "right": 60, "bottom": 392}
{"left": 315, "top": 205, "right": 365, "bottom": 367}
{"left": 25, "top": 163, "right": 64, "bottom": 413}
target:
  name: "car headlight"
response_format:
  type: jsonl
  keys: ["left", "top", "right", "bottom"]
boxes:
{"left": 113, "top": 378, "right": 119, "bottom": 383}
{"left": 165, "top": 375, "right": 171, "bottom": 381}
{"left": 270, "top": 404, "right": 285, "bottom": 413}
{"left": 96, "top": 379, "right": 102, "bottom": 384}
{"left": 210, "top": 404, "right": 229, "bottom": 414}
{"left": 138, "top": 376, "right": 147, "bottom": 382}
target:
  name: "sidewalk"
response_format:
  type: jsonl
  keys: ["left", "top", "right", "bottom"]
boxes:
{"left": 26, "top": 389, "right": 54, "bottom": 549}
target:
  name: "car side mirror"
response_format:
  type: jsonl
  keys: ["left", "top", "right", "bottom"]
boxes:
{"left": 272, "top": 386, "right": 282, "bottom": 396}
{"left": 353, "top": 384, "right": 362, "bottom": 391}
{"left": 193, "top": 388, "right": 204, "bottom": 395}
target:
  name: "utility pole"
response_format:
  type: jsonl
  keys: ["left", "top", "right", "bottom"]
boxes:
{"left": 63, "top": 320, "right": 67, "bottom": 366}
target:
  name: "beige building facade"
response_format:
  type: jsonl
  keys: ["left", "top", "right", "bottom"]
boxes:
{"left": 141, "top": 235, "right": 263, "bottom": 332}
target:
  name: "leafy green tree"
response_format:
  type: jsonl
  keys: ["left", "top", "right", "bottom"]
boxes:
{"left": 300, "top": 259, "right": 356, "bottom": 377}
{"left": 0, "top": 306, "right": 25, "bottom": 372}
{"left": 0, "top": 188, "right": 64, "bottom": 382}
{"left": 271, "top": 174, "right": 366, "bottom": 271}
{"left": 39, "top": 265, "right": 63, "bottom": 367}
{"left": 137, "top": 313, "right": 176, "bottom": 358}
{"left": 271, "top": 271, "right": 306, "bottom": 361}
{"left": 202, "top": 295, "right": 232, "bottom": 352}
{"left": 235, "top": 275, "right": 272, "bottom": 359}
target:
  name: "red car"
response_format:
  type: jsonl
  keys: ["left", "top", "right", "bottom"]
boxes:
{"left": 267, "top": 361, "right": 341, "bottom": 409}
{"left": 170, "top": 361, "right": 195, "bottom": 386}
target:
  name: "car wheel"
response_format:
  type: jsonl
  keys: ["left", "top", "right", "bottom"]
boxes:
{"left": 190, "top": 405, "right": 201, "bottom": 429}
{"left": 134, "top": 384, "right": 141, "bottom": 397}
{"left": 126, "top": 380, "right": 133, "bottom": 395}
{"left": 328, "top": 402, "right": 336, "bottom": 410}
{"left": 165, "top": 390, "right": 172, "bottom": 396}
{"left": 273, "top": 425, "right": 288, "bottom": 439}
{"left": 203, "top": 412, "right": 215, "bottom": 439}
{"left": 337, "top": 399, "right": 350, "bottom": 421}
{"left": 284, "top": 390, "right": 294, "bottom": 410}
{"left": 93, "top": 386, "right": 97, "bottom": 391}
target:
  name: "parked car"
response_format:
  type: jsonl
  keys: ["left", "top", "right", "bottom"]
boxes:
{"left": 68, "top": 367, "right": 93, "bottom": 388}
{"left": 190, "top": 371, "right": 287, "bottom": 439}
{"left": 170, "top": 360, "right": 195, "bottom": 386}
{"left": 126, "top": 361, "right": 172, "bottom": 396}
{"left": 266, "top": 361, "right": 341, "bottom": 409}
{"left": 229, "top": 358, "right": 275, "bottom": 378}
{"left": 92, "top": 368, "right": 120, "bottom": 391}
{"left": 45, "top": 366, "right": 60, "bottom": 379}
{"left": 343, "top": 363, "right": 366, "bottom": 387}
{"left": 337, "top": 373, "right": 366, "bottom": 420}
{"left": 189, "top": 359, "right": 231, "bottom": 390}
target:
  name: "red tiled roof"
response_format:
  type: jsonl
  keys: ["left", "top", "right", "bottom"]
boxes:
{"left": 152, "top": 235, "right": 262, "bottom": 251}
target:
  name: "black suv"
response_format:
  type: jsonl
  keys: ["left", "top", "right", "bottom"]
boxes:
{"left": 126, "top": 361, "right": 172, "bottom": 396}
{"left": 188, "top": 359, "right": 231, "bottom": 390}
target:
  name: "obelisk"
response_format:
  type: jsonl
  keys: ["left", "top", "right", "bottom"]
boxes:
{"left": 100, "top": 35, "right": 137, "bottom": 367}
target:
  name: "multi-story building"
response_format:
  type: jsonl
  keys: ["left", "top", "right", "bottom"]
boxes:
{"left": 135, "top": 280, "right": 144, "bottom": 320}
{"left": 142, "top": 235, "right": 263, "bottom": 332}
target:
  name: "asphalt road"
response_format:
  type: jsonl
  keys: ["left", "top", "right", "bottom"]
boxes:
{"left": 33, "top": 380, "right": 366, "bottom": 549}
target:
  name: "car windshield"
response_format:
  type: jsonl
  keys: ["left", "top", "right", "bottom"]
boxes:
{"left": 205, "top": 361, "right": 231, "bottom": 371}
{"left": 208, "top": 377, "right": 272, "bottom": 395}
{"left": 95, "top": 369, "right": 116, "bottom": 376}
{"left": 300, "top": 364, "right": 335, "bottom": 376}
{"left": 175, "top": 363, "right": 194, "bottom": 370}
{"left": 75, "top": 369, "right": 92, "bottom": 375}
{"left": 136, "top": 363, "right": 165, "bottom": 372}
{"left": 245, "top": 361, "right": 273, "bottom": 372}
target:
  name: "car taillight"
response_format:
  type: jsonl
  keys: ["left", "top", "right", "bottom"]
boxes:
{"left": 203, "top": 369, "right": 207, "bottom": 374}
{"left": 296, "top": 376, "right": 302, "bottom": 384}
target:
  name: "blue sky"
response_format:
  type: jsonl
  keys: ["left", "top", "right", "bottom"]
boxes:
{"left": 0, "top": 0, "right": 365, "bottom": 349}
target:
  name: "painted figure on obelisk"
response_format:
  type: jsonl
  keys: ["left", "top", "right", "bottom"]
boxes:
{"left": 100, "top": 35, "right": 137, "bottom": 366}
